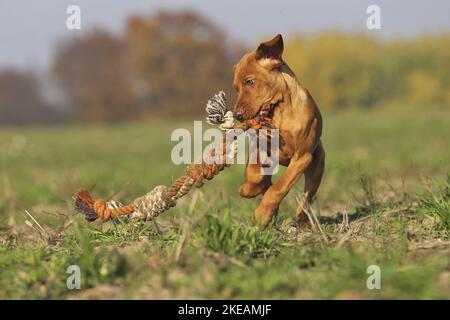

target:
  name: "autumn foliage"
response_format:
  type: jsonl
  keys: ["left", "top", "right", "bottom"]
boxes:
{"left": 284, "top": 32, "right": 450, "bottom": 109}
{"left": 52, "top": 10, "right": 239, "bottom": 121}
{"left": 125, "top": 11, "right": 237, "bottom": 116}
{"left": 53, "top": 30, "right": 137, "bottom": 121}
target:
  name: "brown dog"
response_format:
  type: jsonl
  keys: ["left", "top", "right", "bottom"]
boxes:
{"left": 233, "top": 34, "right": 325, "bottom": 227}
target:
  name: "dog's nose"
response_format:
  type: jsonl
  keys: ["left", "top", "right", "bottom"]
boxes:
{"left": 235, "top": 110, "right": 244, "bottom": 121}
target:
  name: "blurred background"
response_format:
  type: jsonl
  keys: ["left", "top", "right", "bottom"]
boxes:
{"left": 1, "top": 0, "right": 449, "bottom": 125}
{"left": 1, "top": 0, "right": 449, "bottom": 300}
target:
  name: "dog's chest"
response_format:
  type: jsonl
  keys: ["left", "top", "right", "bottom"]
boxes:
{"left": 277, "top": 129, "right": 295, "bottom": 166}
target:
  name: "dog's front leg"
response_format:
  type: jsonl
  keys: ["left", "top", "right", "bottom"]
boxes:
{"left": 239, "top": 140, "right": 272, "bottom": 198}
{"left": 252, "top": 153, "right": 313, "bottom": 227}
{"left": 239, "top": 163, "right": 272, "bottom": 198}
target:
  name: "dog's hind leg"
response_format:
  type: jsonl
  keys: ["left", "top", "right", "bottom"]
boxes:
{"left": 296, "top": 141, "right": 325, "bottom": 226}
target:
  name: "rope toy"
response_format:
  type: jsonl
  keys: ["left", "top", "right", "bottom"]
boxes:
{"left": 73, "top": 91, "right": 273, "bottom": 222}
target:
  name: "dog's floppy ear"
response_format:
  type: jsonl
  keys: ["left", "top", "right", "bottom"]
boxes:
{"left": 255, "top": 34, "right": 284, "bottom": 70}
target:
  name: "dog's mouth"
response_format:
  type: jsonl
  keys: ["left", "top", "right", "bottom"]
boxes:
{"left": 235, "top": 98, "right": 282, "bottom": 124}
{"left": 250, "top": 101, "right": 280, "bottom": 122}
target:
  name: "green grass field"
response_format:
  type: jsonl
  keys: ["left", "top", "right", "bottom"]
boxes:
{"left": 0, "top": 107, "right": 449, "bottom": 299}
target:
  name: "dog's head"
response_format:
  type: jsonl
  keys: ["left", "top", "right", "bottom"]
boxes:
{"left": 233, "top": 34, "right": 286, "bottom": 121}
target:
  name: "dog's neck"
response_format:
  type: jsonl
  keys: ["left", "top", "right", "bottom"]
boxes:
{"left": 260, "top": 62, "right": 310, "bottom": 130}
{"left": 279, "top": 63, "right": 308, "bottom": 108}
{"left": 268, "top": 63, "right": 308, "bottom": 129}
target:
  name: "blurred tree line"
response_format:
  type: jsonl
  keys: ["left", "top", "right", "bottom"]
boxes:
{"left": 53, "top": 10, "right": 241, "bottom": 121}
{"left": 284, "top": 32, "right": 450, "bottom": 109}
{"left": 0, "top": 70, "right": 66, "bottom": 126}
{"left": 0, "top": 9, "right": 449, "bottom": 125}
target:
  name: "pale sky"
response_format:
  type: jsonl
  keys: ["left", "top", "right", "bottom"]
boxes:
{"left": 1, "top": 0, "right": 449, "bottom": 70}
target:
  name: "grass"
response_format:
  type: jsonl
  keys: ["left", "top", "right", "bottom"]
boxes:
{"left": 419, "top": 176, "right": 450, "bottom": 230}
{"left": 0, "top": 106, "right": 449, "bottom": 299}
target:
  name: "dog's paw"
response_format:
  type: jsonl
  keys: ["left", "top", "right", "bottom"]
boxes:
{"left": 238, "top": 180, "right": 271, "bottom": 198}
{"left": 239, "top": 182, "right": 262, "bottom": 198}
{"left": 296, "top": 211, "right": 312, "bottom": 229}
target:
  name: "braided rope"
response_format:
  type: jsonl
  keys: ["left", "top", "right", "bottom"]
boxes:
{"left": 73, "top": 92, "right": 268, "bottom": 222}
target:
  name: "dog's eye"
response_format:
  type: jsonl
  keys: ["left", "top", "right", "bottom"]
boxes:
{"left": 244, "top": 79, "right": 255, "bottom": 86}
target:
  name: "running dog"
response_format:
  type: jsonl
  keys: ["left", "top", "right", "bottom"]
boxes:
{"left": 233, "top": 34, "right": 325, "bottom": 227}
